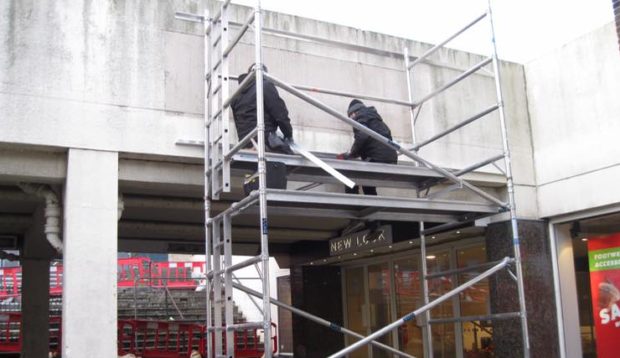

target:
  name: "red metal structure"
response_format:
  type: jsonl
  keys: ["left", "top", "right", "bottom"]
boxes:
{"left": 118, "top": 319, "right": 276, "bottom": 358}
{"left": 0, "top": 257, "right": 207, "bottom": 299}
{"left": 1, "top": 313, "right": 276, "bottom": 358}
{"left": 0, "top": 313, "right": 61, "bottom": 355}
{"left": 149, "top": 261, "right": 207, "bottom": 289}
{"left": 0, "top": 258, "right": 275, "bottom": 357}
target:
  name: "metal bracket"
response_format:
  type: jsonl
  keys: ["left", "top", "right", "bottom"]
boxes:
{"left": 174, "top": 12, "right": 204, "bottom": 23}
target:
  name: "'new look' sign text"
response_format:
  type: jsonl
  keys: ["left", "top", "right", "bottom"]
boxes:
{"left": 329, "top": 225, "right": 392, "bottom": 256}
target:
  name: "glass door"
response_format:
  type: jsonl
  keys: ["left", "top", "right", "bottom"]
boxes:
{"left": 368, "top": 263, "right": 393, "bottom": 358}
{"left": 427, "top": 250, "right": 457, "bottom": 357}
{"left": 457, "top": 245, "right": 492, "bottom": 357}
{"left": 345, "top": 266, "right": 369, "bottom": 358}
{"left": 394, "top": 256, "right": 424, "bottom": 357}
{"left": 345, "top": 262, "right": 395, "bottom": 358}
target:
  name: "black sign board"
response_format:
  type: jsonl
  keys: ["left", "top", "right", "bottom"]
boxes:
{"left": 329, "top": 225, "right": 393, "bottom": 256}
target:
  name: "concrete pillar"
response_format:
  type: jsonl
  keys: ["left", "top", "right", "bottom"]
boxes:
{"left": 21, "top": 207, "right": 54, "bottom": 358}
{"left": 62, "top": 149, "right": 118, "bottom": 357}
{"left": 485, "top": 219, "right": 560, "bottom": 358}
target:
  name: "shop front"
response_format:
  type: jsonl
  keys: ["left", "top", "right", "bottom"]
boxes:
{"left": 551, "top": 208, "right": 620, "bottom": 358}
{"left": 290, "top": 219, "right": 557, "bottom": 357}
{"left": 342, "top": 237, "right": 494, "bottom": 358}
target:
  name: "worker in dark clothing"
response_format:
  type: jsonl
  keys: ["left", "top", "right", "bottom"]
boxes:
{"left": 338, "top": 99, "right": 398, "bottom": 195}
{"left": 230, "top": 65, "right": 294, "bottom": 154}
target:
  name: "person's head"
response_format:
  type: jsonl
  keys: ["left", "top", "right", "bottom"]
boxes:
{"left": 247, "top": 63, "right": 268, "bottom": 73}
{"left": 238, "top": 63, "right": 268, "bottom": 84}
{"left": 347, "top": 99, "right": 365, "bottom": 119}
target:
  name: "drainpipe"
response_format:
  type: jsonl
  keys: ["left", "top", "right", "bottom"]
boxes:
{"left": 18, "top": 184, "right": 63, "bottom": 253}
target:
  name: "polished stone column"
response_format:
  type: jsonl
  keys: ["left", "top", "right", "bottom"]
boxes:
{"left": 290, "top": 264, "right": 344, "bottom": 357}
{"left": 485, "top": 219, "right": 560, "bottom": 358}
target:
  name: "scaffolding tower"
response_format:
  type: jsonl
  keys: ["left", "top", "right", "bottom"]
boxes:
{"left": 176, "top": 0, "right": 530, "bottom": 357}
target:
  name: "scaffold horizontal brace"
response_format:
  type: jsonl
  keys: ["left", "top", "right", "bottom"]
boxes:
{"left": 429, "top": 312, "right": 520, "bottom": 325}
{"left": 175, "top": 12, "right": 204, "bottom": 23}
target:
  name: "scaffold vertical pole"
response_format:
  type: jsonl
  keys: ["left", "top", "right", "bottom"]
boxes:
{"left": 220, "top": 1, "right": 231, "bottom": 194}
{"left": 213, "top": 219, "right": 224, "bottom": 356}
{"left": 254, "top": 1, "right": 273, "bottom": 356}
{"left": 210, "top": 7, "right": 222, "bottom": 199}
{"left": 404, "top": 47, "right": 433, "bottom": 357}
{"left": 487, "top": 1, "right": 531, "bottom": 357}
{"left": 403, "top": 47, "right": 418, "bottom": 155}
{"left": 217, "top": 3, "right": 236, "bottom": 355}
{"left": 419, "top": 222, "right": 433, "bottom": 357}
{"left": 203, "top": 6, "right": 214, "bottom": 358}
{"left": 223, "top": 214, "right": 235, "bottom": 355}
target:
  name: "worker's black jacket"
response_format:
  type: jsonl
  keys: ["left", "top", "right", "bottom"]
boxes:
{"left": 349, "top": 106, "right": 398, "bottom": 163}
{"left": 230, "top": 74, "right": 293, "bottom": 141}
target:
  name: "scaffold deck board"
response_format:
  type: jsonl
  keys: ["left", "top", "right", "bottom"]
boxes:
{"left": 231, "top": 150, "right": 505, "bottom": 189}
{"left": 264, "top": 189, "right": 498, "bottom": 213}
{"left": 229, "top": 189, "right": 501, "bottom": 223}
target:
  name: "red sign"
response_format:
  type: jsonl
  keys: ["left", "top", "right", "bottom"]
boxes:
{"left": 588, "top": 233, "right": 620, "bottom": 357}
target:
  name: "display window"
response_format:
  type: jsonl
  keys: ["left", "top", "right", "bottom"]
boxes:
{"left": 342, "top": 239, "right": 495, "bottom": 358}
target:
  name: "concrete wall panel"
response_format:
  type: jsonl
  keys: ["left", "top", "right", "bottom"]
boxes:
{"left": 1, "top": 0, "right": 538, "bottom": 215}
{"left": 525, "top": 22, "right": 620, "bottom": 217}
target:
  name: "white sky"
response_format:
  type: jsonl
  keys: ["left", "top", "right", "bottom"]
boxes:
{"left": 230, "top": 0, "right": 614, "bottom": 63}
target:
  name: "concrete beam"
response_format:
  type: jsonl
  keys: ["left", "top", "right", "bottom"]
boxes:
{"left": 118, "top": 237, "right": 275, "bottom": 257}
{"left": 118, "top": 158, "right": 203, "bottom": 188}
{"left": 0, "top": 214, "right": 32, "bottom": 234}
{"left": 119, "top": 221, "right": 333, "bottom": 243}
{"left": 0, "top": 148, "right": 66, "bottom": 184}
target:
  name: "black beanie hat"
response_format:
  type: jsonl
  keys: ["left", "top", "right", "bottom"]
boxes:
{"left": 347, "top": 99, "right": 365, "bottom": 116}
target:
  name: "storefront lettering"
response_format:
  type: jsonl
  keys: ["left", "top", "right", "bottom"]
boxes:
{"left": 329, "top": 225, "right": 392, "bottom": 256}
{"left": 600, "top": 303, "right": 620, "bottom": 327}
{"left": 331, "top": 237, "right": 353, "bottom": 252}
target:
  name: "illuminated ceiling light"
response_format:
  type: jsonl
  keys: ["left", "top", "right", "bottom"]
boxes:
{"left": 353, "top": 253, "right": 357, "bottom": 256}
{"left": 370, "top": 249, "right": 374, "bottom": 253}
{"left": 388, "top": 245, "right": 393, "bottom": 249}
{"left": 310, "top": 262, "right": 314, "bottom": 265}
{"left": 431, "top": 236, "right": 436, "bottom": 239}
{"left": 323, "top": 259, "right": 327, "bottom": 262}
{"left": 456, "top": 230, "right": 461, "bottom": 234}
{"left": 408, "top": 240, "right": 414, "bottom": 244}
{"left": 581, "top": 238, "right": 588, "bottom": 242}
{"left": 426, "top": 255, "right": 436, "bottom": 260}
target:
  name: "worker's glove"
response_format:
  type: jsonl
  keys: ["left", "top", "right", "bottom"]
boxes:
{"left": 284, "top": 137, "right": 294, "bottom": 145}
{"left": 336, "top": 152, "right": 350, "bottom": 160}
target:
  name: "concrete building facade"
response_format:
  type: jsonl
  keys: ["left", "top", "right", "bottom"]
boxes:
{"left": 0, "top": 0, "right": 618, "bottom": 357}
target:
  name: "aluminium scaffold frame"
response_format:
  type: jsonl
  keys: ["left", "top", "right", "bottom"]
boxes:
{"left": 175, "top": 0, "right": 530, "bottom": 357}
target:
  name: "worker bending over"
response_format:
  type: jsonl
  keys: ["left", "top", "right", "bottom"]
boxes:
{"left": 338, "top": 99, "right": 397, "bottom": 195}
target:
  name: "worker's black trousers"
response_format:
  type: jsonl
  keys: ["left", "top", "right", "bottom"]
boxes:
{"left": 343, "top": 158, "right": 396, "bottom": 196}
{"left": 345, "top": 185, "right": 377, "bottom": 195}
